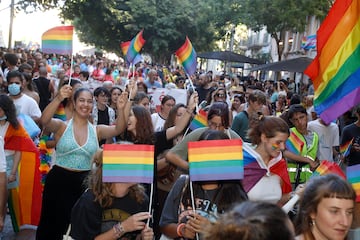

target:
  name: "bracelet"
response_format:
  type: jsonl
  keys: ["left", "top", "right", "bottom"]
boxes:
{"left": 176, "top": 223, "right": 186, "bottom": 237}
{"left": 113, "top": 222, "right": 125, "bottom": 237}
{"left": 186, "top": 109, "right": 193, "bottom": 114}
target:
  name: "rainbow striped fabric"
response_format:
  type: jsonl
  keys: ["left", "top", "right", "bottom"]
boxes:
{"left": 340, "top": 138, "right": 353, "bottom": 157}
{"left": 103, "top": 144, "right": 154, "bottom": 183}
{"left": 188, "top": 139, "right": 243, "bottom": 181}
{"left": 189, "top": 109, "right": 208, "bottom": 130}
{"left": 312, "top": 160, "right": 345, "bottom": 179}
{"left": 285, "top": 131, "right": 304, "bottom": 155}
{"left": 347, "top": 164, "right": 360, "bottom": 202}
{"left": 120, "top": 41, "right": 142, "bottom": 65}
{"left": 42, "top": 26, "right": 73, "bottom": 55}
{"left": 175, "top": 36, "right": 197, "bottom": 76}
{"left": 126, "top": 30, "right": 146, "bottom": 64}
{"left": 304, "top": 0, "right": 360, "bottom": 124}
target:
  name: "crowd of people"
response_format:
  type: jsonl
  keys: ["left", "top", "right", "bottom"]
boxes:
{"left": 0, "top": 49, "right": 359, "bottom": 240}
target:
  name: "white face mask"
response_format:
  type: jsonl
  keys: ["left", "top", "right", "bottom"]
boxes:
{"left": 0, "top": 115, "right": 6, "bottom": 121}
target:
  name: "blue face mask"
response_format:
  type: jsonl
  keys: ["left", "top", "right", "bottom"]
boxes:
{"left": 0, "top": 115, "right": 6, "bottom": 121}
{"left": 8, "top": 83, "right": 21, "bottom": 96}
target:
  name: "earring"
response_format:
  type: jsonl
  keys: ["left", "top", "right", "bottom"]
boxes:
{"left": 311, "top": 219, "right": 316, "bottom": 226}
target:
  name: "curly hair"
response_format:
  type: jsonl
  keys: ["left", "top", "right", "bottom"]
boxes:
{"left": 0, "top": 94, "right": 19, "bottom": 129}
{"left": 87, "top": 150, "right": 146, "bottom": 208}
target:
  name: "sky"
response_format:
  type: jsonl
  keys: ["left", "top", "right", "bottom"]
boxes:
{"left": 0, "top": 0, "right": 91, "bottom": 53}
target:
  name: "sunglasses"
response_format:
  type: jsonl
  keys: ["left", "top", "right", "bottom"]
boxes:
{"left": 215, "top": 93, "right": 225, "bottom": 98}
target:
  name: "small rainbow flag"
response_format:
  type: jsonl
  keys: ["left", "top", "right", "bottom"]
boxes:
{"left": 285, "top": 131, "right": 304, "bottom": 155}
{"left": 304, "top": 0, "right": 360, "bottom": 124}
{"left": 103, "top": 144, "right": 154, "bottom": 183}
{"left": 126, "top": 30, "right": 146, "bottom": 64}
{"left": 189, "top": 109, "right": 207, "bottom": 130}
{"left": 175, "top": 36, "right": 197, "bottom": 76}
{"left": 312, "top": 160, "right": 345, "bottom": 179}
{"left": 42, "top": 26, "right": 74, "bottom": 55}
{"left": 340, "top": 138, "right": 353, "bottom": 157}
{"left": 120, "top": 41, "right": 142, "bottom": 65}
{"left": 346, "top": 164, "right": 360, "bottom": 202}
{"left": 188, "top": 139, "right": 243, "bottom": 181}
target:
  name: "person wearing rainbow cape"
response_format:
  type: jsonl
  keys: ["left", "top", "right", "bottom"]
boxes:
{"left": 283, "top": 104, "right": 320, "bottom": 187}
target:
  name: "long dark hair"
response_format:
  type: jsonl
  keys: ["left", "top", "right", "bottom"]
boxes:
{"left": 180, "top": 130, "right": 247, "bottom": 213}
{"left": 163, "top": 103, "right": 186, "bottom": 130}
{"left": 0, "top": 94, "right": 19, "bottom": 129}
{"left": 129, "top": 105, "right": 154, "bottom": 144}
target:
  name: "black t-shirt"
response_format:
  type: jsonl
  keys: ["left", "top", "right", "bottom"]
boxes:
{"left": 341, "top": 123, "right": 360, "bottom": 166}
{"left": 70, "top": 189, "right": 149, "bottom": 240}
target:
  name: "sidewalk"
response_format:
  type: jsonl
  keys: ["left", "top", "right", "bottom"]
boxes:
{"left": 1, "top": 215, "right": 36, "bottom": 240}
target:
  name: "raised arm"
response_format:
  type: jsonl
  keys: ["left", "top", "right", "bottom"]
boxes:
{"left": 165, "top": 92, "right": 198, "bottom": 140}
{"left": 40, "top": 84, "right": 72, "bottom": 127}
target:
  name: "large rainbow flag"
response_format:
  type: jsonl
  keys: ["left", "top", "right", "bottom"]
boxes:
{"left": 4, "top": 124, "right": 41, "bottom": 232}
{"left": 346, "top": 164, "right": 360, "bottom": 202}
{"left": 175, "top": 36, "right": 197, "bottom": 76}
{"left": 285, "top": 131, "right": 304, "bottom": 155}
{"left": 304, "top": 0, "right": 360, "bottom": 124}
{"left": 42, "top": 26, "right": 74, "bottom": 55}
{"left": 189, "top": 109, "right": 207, "bottom": 130}
{"left": 102, "top": 144, "right": 154, "bottom": 183}
{"left": 188, "top": 139, "right": 243, "bottom": 181}
{"left": 126, "top": 30, "right": 146, "bottom": 64}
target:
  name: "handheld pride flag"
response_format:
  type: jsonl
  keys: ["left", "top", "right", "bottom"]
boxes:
{"left": 340, "top": 138, "right": 353, "bottom": 157}
{"left": 126, "top": 30, "right": 146, "bottom": 64}
{"left": 311, "top": 160, "right": 345, "bottom": 179}
{"left": 120, "top": 41, "right": 143, "bottom": 65}
{"left": 285, "top": 131, "right": 304, "bottom": 155}
{"left": 346, "top": 164, "right": 360, "bottom": 202}
{"left": 175, "top": 36, "right": 197, "bottom": 76}
{"left": 189, "top": 109, "right": 207, "bottom": 130}
{"left": 42, "top": 26, "right": 74, "bottom": 55}
{"left": 188, "top": 139, "right": 243, "bottom": 181}
{"left": 304, "top": 0, "right": 360, "bottom": 124}
{"left": 103, "top": 144, "right": 154, "bottom": 183}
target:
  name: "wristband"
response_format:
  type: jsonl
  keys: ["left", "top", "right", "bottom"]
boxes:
{"left": 176, "top": 223, "right": 186, "bottom": 237}
{"left": 113, "top": 222, "right": 125, "bottom": 237}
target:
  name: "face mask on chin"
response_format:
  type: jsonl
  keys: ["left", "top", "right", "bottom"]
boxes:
{"left": 0, "top": 115, "right": 7, "bottom": 121}
{"left": 8, "top": 83, "right": 21, "bottom": 96}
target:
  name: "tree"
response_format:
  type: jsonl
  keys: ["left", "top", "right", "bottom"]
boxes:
{"left": 13, "top": 0, "right": 244, "bottom": 63}
{"left": 239, "top": 0, "right": 332, "bottom": 61}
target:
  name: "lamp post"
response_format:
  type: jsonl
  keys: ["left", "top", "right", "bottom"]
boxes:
{"left": 8, "top": 0, "right": 15, "bottom": 49}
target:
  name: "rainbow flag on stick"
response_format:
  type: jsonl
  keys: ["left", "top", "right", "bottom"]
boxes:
{"left": 312, "top": 160, "right": 345, "bottom": 179}
{"left": 285, "top": 131, "right": 304, "bottom": 155}
{"left": 126, "top": 30, "right": 146, "bottom": 64}
{"left": 189, "top": 109, "right": 207, "bottom": 130}
{"left": 42, "top": 26, "right": 73, "bottom": 55}
{"left": 304, "top": 0, "right": 360, "bottom": 124}
{"left": 347, "top": 164, "right": 360, "bottom": 202}
{"left": 120, "top": 41, "right": 143, "bottom": 65}
{"left": 175, "top": 36, "right": 197, "bottom": 76}
{"left": 188, "top": 139, "right": 243, "bottom": 181}
{"left": 103, "top": 144, "right": 154, "bottom": 183}
{"left": 340, "top": 138, "right": 353, "bottom": 157}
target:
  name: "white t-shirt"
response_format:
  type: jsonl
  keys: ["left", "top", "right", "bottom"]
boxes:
{"left": 151, "top": 112, "right": 166, "bottom": 132}
{"left": 12, "top": 94, "right": 42, "bottom": 118}
{"left": 308, "top": 119, "right": 339, "bottom": 161}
